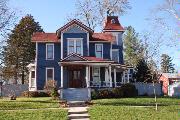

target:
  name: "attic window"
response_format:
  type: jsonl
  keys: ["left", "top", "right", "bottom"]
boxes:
{"left": 111, "top": 19, "right": 116, "bottom": 24}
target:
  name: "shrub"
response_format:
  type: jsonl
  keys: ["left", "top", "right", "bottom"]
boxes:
{"left": 120, "top": 83, "right": 138, "bottom": 97}
{"left": 51, "top": 88, "right": 59, "bottom": 99}
{"left": 98, "top": 89, "right": 113, "bottom": 99}
{"left": 21, "top": 91, "right": 50, "bottom": 97}
{"left": 112, "top": 87, "right": 124, "bottom": 98}
{"left": 91, "top": 90, "right": 99, "bottom": 99}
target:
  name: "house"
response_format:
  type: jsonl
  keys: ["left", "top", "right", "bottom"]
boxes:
{"left": 27, "top": 15, "right": 133, "bottom": 101}
{"left": 159, "top": 73, "right": 180, "bottom": 95}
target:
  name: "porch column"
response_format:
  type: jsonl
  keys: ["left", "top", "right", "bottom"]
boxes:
{"left": 105, "top": 68, "right": 108, "bottom": 86}
{"left": 61, "top": 66, "right": 63, "bottom": 88}
{"left": 114, "top": 68, "right": 117, "bottom": 87}
{"left": 122, "top": 72, "right": 125, "bottom": 84}
{"left": 109, "top": 65, "right": 112, "bottom": 87}
{"left": 86, "top": 66, "right": 90, "bottom": 88}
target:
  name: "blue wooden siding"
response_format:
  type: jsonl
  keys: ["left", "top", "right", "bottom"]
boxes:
{"left": 36, "top": 43, "right": 61, "bottom": 90}
{"left": 89, "top": 43, "right": 111, "bottom": 59}
{"left": 112, "top": 44, "right": 123, "bottom": 64}
{"left": 63, "top": 33, "right": 88, "bottom": 58}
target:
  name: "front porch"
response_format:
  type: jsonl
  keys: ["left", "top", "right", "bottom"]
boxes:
{"left": 60, "top": 62, "right": 127, "bottom": 89}
{"left": 58, "top": 54, "right": 129, "bottom": 101}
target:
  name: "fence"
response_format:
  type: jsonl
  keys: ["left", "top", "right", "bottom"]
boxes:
{"left": 134, "top": 82, "right": 163, "bottom": 96}
{"left": 0, "top": 84, "right": 28, "bottom": 97}
{"left": 168, "top": 82, "right": 180, "bottom": 97}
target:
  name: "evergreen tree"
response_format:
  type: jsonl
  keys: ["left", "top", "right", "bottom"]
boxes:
{"left": 161, "top": 54, "right": 175, "bottom": 73}
{"left": 123, "top": 26, "right": 144, "bottom": 67}
{"left": 3, "top": 14, "right": 43, "bottom": 84}
{"left": 134, "top": 59, "right": 152, "bottom": 83}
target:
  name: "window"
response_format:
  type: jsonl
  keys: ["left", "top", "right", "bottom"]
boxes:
{"left": 31, "top": 71, "right": 35, "bottom": 87}
{"left": 111, "top": 19, "right": 116, "bottom": 24}
{"left": 92, "top": 67, "right": 100, "bottom": 82}
{"left": 68, "top": 38, "right": 83, "bottom": 55}
{"left": 95, "top": 44, "right": 103, "bottom": 58}
{"left": 46, "top": 68, "right": 54, "bottom": 81}
{"left": 112, "top": 50, "right": 119, "bottom": 62}
{"left": 46, "top": 44, "right": 54, "bottom": 60}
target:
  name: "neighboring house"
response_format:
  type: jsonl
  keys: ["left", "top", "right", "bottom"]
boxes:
{"left": 27, "top": 15, "right": 133, "bottom": 101}
{"left": 159, "top": 73, "right": 180, "bottom": 95}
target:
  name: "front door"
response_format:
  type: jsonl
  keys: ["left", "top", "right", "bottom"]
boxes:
{"left": 69, "top": 70, "right": 83, "bottom": 88}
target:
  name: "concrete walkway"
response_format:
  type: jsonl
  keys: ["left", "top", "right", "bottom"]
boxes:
{"left": 67, "top": 101, "right": 90, "bottom": 120}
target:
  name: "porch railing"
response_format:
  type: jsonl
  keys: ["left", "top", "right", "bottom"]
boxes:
{"left": 89, "top": 81, "right": 123, "bottom": 88}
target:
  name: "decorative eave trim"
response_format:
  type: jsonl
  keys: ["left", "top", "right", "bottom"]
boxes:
{"left": 103, "top": 29, "right": 125, "bottom": 32}
{"left": 89, "top": 41, "right": 111, "bottom": 43}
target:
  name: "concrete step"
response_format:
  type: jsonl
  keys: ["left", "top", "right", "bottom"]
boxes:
{"left": 68, "top": 113, "right": 90, "bottom": 119}
{"left": 71, "top": 118, "right": 90, "bottom": 120}
{"left": 67, "top": 101, "right": 87, "bottom": 107}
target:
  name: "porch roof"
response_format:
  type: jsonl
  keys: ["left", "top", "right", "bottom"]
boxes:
{"left": 59, "top": 53, "right": 127, "bottom": 68}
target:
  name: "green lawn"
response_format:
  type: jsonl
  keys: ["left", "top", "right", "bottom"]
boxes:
{"left": 89, "top": 97, "right": 180, "bottom": 120}
{"left": 0, "top": 97, "right": 67, "bottom": 120}
{"left": 0, "top": 97, "right": 59, "bottom": 110}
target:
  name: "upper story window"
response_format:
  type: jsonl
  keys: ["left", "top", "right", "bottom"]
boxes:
{"left": 67, "top": 38, "right": 83, "bottom": 55}
{"left": 95, "top": 44, "right": 103, "bottom": 58}
{"left": 46, "top": 44, "right": 54, "bottom": 60}
{"left": 112, "top": 49, "right": 119, "bottom": 62}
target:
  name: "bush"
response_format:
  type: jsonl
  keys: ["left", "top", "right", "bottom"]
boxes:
{"left": 91, "top": 90, "right": 99, "bottom": 99}
{"left": 112, "top": 88, "right": 124, "bottom": 98}
{"left": 121, "top": 83, "right": 138, "bottom": 97}
{"left": 21, "top": 91, "right": 50, "bottom": 97}
{"left": 91, "top": 84, "right": 138, "bottom": 99}
{"left": 51, "top": 88, "right": 59, "bottom": 99}
{"left": 98, "top": 89, "right": 113, "bottom": 99}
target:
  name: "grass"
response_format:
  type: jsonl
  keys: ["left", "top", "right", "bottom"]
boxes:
{"left": 0, "top": 97, "right": 68, "bottom": 120}
{"left": 0, "top": 109, "right": 67, "bottom": 120}
{"left": 0, "top": 97, "right": 60, "bottom": 110}
{"left": 89, "top": 97, "right": 180, "bottom": 120}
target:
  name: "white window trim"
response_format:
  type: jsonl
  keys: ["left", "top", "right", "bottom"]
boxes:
{"left": 112, "top": 49, "right": 119, "bottom": 62}
{"left": 46, "top": 43, "right": 54, "bottom": 60}
{"left": 67, "top": 38, "right": 83, "bottom": 56}
{"left": 92, "top": 67, "right": 101, "bottom": 82}
{"left": 30, "top": 70, "right": 35, "bottom": 87}
{"left": 95, "top": 44, "right": 103, "bottom": 58}
{"left": 46, "top": 67, "right": 54, "bottom": 82}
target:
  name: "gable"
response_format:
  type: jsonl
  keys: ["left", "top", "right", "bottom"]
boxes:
{"left": 63, "top": 24, "right": 88, "bottom": 33}
{"left": 56, "top": 19, "right": 93, "bottom": 38}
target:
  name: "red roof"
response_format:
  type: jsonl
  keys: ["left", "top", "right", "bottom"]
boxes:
{"left": 103, "top": 16, "right": 124, "bottom": 31}
{"left": 84, "top": 56, "right": 108, "bottom": 61}
{"left": 32, "top": 32, "right": 59, "bottom": 42}
{"left": 92, "top": 33, "right": 115, "bottom": 42}
{"left": 32, "top": 32, "right": 114, "bottom": 42}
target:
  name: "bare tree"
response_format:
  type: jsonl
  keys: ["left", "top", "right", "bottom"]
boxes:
{"left": 0, "top": 0, "right": 16, "bottom": 66}
{"left": 69, "top": 0, "right": 131, "bottom": 30}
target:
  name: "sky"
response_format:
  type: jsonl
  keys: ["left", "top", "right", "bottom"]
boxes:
{"left": 9, "top": 0, "right": 179, "bottom": 71}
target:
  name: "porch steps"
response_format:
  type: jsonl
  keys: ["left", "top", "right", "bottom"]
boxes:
{"left": 67, "top": 101, "right": 86, "bottom": 107}
{"left": 68, "top": 106, "right": 90, "bottom": 120}
{"left": 62, "top": 88, "right": 90, "bottom": 101}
